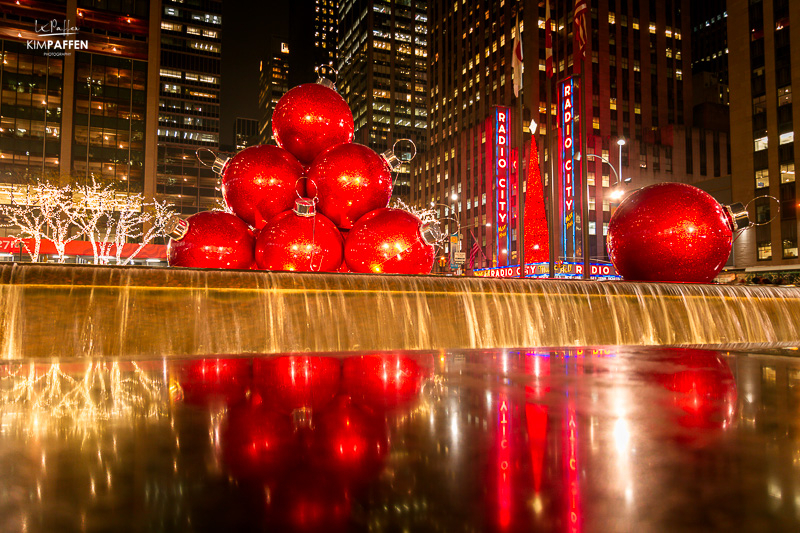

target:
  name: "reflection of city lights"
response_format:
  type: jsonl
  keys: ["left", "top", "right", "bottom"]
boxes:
{"left": 613, "top": 417, "right": 630, "bottom": 452}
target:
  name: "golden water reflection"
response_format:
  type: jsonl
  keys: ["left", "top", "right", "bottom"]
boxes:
{"left": 0, "top": 348, "right": 798, "bottom": 531}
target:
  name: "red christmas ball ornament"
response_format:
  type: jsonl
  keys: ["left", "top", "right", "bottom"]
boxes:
{"left": 252, "top": 355, "right": 342, "bottom": 415}
{"left": 344, "top": 208, "right": 440, "bottom": 274}
{"left": 218, "top": 144, "right": 305, "bottom": 229}
{"left": 306, "top": 143, "right": 397, "bottom": 229}
{"left": 255, "top": 199, "right": 344, "bottom": 272}
{"left": 173, "top": 357, "right": 251, "bottom": 407}
{"left": 342, "top": 354, "right": 427, "bottom": 412}
{"left": 271, "top": 79, "right": 354, "bottom": 165}
{"left": 167, "top": 211, "right": 256, "bottom": 269}
{"left": 607, "top": 183, "right": 750, "bottom": 283}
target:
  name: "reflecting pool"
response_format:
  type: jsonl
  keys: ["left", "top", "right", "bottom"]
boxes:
{"left": 0, "top": 346, "right": 798, "bottom": 532}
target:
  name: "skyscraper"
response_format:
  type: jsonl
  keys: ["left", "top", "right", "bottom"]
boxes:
{"left": 315, "top": 0, "right": 339, "bottom": 77}
{"left": 338, "top": 0, "right": 429, "bottom": 200}
{"left": 156, "top": 0, "right": 223, "bottom": 216}
{"left": 728, "top": 0, "right": 798, "bottom": 268}
{"left": 413, "top": 0, "right": 720, "bottom": 273}
{"left": 0, "top": 0, "right": 159, "bottom": 198}
{"left": 258, "top": 38, "right": 290, "bottom": 144}
{"left": 234, "top": 117, "right": 258, "bottom": 151}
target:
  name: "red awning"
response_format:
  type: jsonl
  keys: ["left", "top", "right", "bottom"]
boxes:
{"left": 0, "top": 237, "right": 167, "bottom": 260}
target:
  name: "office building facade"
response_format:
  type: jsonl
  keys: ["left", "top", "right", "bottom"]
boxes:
{"left": 338, "top": 0, "right": 429, "bottom": 200}
{"left": 728, "top": 0, "right": 798, "bottom": 268}
{"left": 412, "top": 0, "right": 721, "bottom": 270}
{"left": 258, "top": 38, "right": 289, "bottom": 144}
{"left": 156, "top": 0, "right": 223, "bottom": 216}
{"left": 0, "top": 0, "right": 159, "bottom": 199}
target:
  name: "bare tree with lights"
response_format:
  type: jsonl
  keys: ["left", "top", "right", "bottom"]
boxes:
{"left": 43, "top": 183, "right": 85, "bottom": 263}
{"left": 0, "top": 183, "right": 64, "bottom": 263}
{"left": 71, "top": 181, "right": 118, "bottom": 264}
{"left": 118, "top": 198, "right": 174, "bottom": 265}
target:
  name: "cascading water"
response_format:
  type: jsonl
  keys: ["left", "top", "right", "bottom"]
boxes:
{"left": 0, "top": 263, "right": 797, "bottom": 359}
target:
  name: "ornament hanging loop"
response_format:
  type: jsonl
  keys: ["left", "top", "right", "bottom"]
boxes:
{"left": 196, "top": 147, "right": 229, "bottom": 175}
{"left": 743, "top": 194, "right": 781, "bottom": 228}
{"left": 295, "top": 176, "right": 319, "bottom": 203}
{"left": 381, "top": 139, "right": 417, "bottom": 171}
{"left": 315, "top": 65, "right": 339, "bottom": 89}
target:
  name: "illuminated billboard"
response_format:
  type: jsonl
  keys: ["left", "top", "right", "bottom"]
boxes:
{"left": 494, "top": 106, "right": 511, "bottom": 266}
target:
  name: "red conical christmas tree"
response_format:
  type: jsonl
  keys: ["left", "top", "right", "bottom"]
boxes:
{"left": 523, "top": 136, "right": 550, "bottom": 263}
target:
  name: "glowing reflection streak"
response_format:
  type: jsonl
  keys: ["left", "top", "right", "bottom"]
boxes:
{"left": 498, "top": 394, "right": 511, "bottom": 529}
{"left": 0, "top": 362, "right": 167, "bottom": 436}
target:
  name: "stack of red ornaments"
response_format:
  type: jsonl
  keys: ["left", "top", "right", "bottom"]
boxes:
{"left": 168, "top": 79, "right": 438, "bottom": 275}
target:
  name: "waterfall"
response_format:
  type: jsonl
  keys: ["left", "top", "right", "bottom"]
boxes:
{"left": 0, "top": 263, "right": 797, "bottom": 359}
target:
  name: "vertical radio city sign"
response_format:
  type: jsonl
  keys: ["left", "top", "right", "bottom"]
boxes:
{"left": 494, "top": 106, "right": 511, "bottom": 266}
{"left": 558, "top": 78, "right": 580, "bottom": 257}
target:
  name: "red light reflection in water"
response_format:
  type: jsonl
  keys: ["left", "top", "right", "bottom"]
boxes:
{"left": 498, "top": 395, "right": 512, "bottom": 529}
{"left": 175, "top": 358, "right": 251, "bottom": 407}
{"left": 564, "top": 404, "right": 581, "bottom": 533}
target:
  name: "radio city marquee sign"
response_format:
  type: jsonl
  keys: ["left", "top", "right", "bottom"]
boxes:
{"left": 27, "top": 20, "right": 88, "bottom": 57}
{"left": 558, "top": 77, "right": 580, "bottom": 257}
{"left": 494, "top": 106, "right": 511, "bottom": 266}
{"left": 474, "top": 262, "right": 618, "bottom": 279}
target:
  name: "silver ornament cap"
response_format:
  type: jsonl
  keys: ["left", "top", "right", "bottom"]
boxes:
{"left": 420, "top": 221, "right": 443, "bottom": 245}
{"left": 725, "top": 202, "right": 750, "bottom": 230}
{"left": 316, "top": 77, "right": 336, "bottom": 90}
{"left": 165, "top": 216, "right": 190, "bottom": 240}
{"left": 294, "top": 198, "right": 316, "bottom": 217}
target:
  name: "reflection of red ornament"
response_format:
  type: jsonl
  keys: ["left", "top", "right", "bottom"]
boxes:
{"left": 344, "top": 208, "right": 438, "bottom": 274}
{"left": 656, "top": 349, "right": 737, "bottom": 430}
{"left": 252, "top": 356, "right": 341, "bottom": 414}
{"left": 220, "top": 145, "right": 305, "bottom": 229}
{"left": 267, "top": 469, "right": 351, "bottom": 532}
{"left": 175, "top": 358, "right": 251, "bottom": 407}
{"left": 271, "top": 82, "right": 354, "bottom": 165}
{"left": 255, "top": 199, "right": 344, "bottom": 272}
{"left": 306, "top": 143, "right": 392, "bottom": 229}
{"left": 221, "top": 401, "right": 295, "bottom": 482}
{"left": 312, "top": 396, "right": 388, "bottom": 482}
{"left": 167, "top": 211, "right": 256, "bottom": 269}
{"left": 607, "top": 183, "right": 747, "bottom": 283}
{"left": 342, "top": 354, "right": 426, "bottom": 412}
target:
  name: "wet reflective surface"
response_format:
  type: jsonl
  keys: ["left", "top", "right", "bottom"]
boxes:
{"left": 1, "top": 347, "right": 799, "bottom": 531}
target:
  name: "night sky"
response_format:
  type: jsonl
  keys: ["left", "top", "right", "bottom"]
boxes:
{"left": 220, "top": 3, "right": 290, "bottom": 148}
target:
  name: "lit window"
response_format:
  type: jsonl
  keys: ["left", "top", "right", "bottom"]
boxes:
{"left": 649, "top": 23, "right": 656, "bottom": 34}
{"left": 781, "top": 163, "right": 795, "bottom": 183}
{"left": 754, "top": 136, "right": 768, "bottom": 151}
{"left": 780, "top": 132, "right": 793, "bottom": 145}
{"left": 755, "top": 169, "right": 769, "bottom": 188}
{"left": 779, "top": 86, "right": 792, "bottom": 106}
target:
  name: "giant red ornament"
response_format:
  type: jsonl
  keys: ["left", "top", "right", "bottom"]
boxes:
{"left": 607, "top": 183, "right": 748, "bottom": 283}
{"left": 306, "top": 143, "right": 394, "bottom": 229}
{"left": 344, "top": 208, "right": 439, "bottom": 274}
{"left": 255, "top": 199, "right": 344, "bottom": 272}
{"left": 218, "top": 144, "right": 305, "bottom": 229}
{"left": 271, "top": 80, "right": 355, "bottom": 165}
{"left": 167, "top": 211, "right": 256, "bottom": 269}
